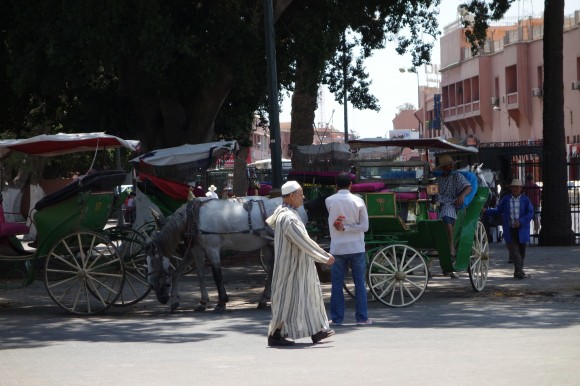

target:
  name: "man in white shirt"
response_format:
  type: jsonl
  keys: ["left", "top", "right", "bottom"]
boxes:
{"left": 205, "top": 185, "right": 218, "bottom": 199}
{"left": 325, "top": 172, "right": 371, "bottom": 326}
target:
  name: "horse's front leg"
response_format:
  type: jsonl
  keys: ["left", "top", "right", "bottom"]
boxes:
{"left": 193, "top": 247, "right": 209, "bottom": 312}
{"left": 169, "top": 266, "right": 181, "bottom": 313}
{"left": 257, "top": 245, "right": 274, "bottom": 309}
{"left": 206, "top": 248, "right": 229, "bottom": 313}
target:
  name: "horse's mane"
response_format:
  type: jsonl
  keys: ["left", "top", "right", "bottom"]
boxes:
{"left": 153, "top": 204, "right": 189, "bottom": 256}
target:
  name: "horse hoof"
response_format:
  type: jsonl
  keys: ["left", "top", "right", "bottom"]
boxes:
{"left": 194, "top": 305, "right": 207, "bottom": 312}
{"left": 257, "top": 302, "right": 270, "bottom": 310}
{"left": 213, "top": 305, "right": 226, "bottom": 313}
{"left": 170, "top": 302, "right": 180, "bottom": 312}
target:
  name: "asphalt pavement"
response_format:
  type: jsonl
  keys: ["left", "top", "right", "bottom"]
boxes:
{"left": 1, "top": 242, "right": 580, "bottom": 386}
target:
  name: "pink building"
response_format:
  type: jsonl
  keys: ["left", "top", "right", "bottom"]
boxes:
{"left": 437, "top": 11, "right": 580, "bottom": 152}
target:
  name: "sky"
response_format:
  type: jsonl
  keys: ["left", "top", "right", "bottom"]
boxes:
{"left": 279, "top": 0, "right": 577, "bottom": 139}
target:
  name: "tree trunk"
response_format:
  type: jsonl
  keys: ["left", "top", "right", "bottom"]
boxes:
{"left": 233, "top": 147, "right": 250, "bottom": 197}
{"left": 290, "top": 54, "right": 320, "bottom": 164}
{"left": 120, "top": 58, "right": 234, "bottom": 152}
{"left": 539, "top": 0, "right": 574, "bottom": 245}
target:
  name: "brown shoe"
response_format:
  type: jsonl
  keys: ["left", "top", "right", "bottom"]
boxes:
{"left": 311, "top": 329, "right": 335, "bottom": 344}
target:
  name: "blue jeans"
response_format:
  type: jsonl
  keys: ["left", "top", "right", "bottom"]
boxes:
{"left": 330, "top": 252, "right": 368, "bottom": 323}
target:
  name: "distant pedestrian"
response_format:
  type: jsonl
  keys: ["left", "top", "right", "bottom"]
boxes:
{"left": 223, "top": 184, "right": 235, "bottom": 199}
{"left": 266, "top": 180, "right": 335, "bottom": 346}
{"left": 484, "top": 178, "right": 534, "bottom": 279}
{"left": 523, "top": 174, "right": 541, "bottom": 234}
{"left": 205, "top": 185, "right": 219, "bottom": 199}
{"left": 325, "top": 172, "right": 371, "bottom": 326}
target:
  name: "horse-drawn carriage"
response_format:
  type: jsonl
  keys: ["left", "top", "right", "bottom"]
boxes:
{"left": 323, "top": 137, "right": 491, "bottom": 307}
{"left": 0, "top": 133, "right": 152, "bottom": 315}
{"left": 141, "top": 137, "right": 490, "bottom": 311}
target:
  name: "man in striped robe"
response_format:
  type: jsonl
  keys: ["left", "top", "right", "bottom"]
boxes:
{"left": 266, "top": 181, "right": 336, "bottom": 346}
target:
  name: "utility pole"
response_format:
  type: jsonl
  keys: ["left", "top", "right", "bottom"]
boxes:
{"left": 342, "top": 31, "right": 349, "bottom": 143}
{"left": 263, "top": 0, "right": 282, "bottom": 189}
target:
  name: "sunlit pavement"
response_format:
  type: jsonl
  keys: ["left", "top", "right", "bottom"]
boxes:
{"left": 1, "top": 243, "right": 579, "bottom": 386}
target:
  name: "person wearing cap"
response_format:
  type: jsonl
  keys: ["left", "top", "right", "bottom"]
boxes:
{"left": 484, "top": 178, "right": 534, "bottom": 279}
{"left": 205, "top": 185, "right": 219, "bottom": 199}
{"left": 325, "top": 171, "right": 371, "bottom": 326}
{"left": 266, "top": 180, "right": 336, "bottom": 346}
{"left": 433, "top": 154, "right": 472, "bottom": 278}
{"left": 223, "top": 184, "right": 235, "bottom": 199}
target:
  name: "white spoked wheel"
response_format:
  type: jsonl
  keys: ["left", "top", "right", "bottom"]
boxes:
{"left": 367, "top": 244, "right": 428, "bottom": 307}
{"left": 44, "top": 231, "right": 124, "bottom": 315}
{"left": 468, "top": 221, "right": 490, "bottom": 291}
{"left": 106, "top": 226, "right": 151, "bottom": 306}
{"left": 138, "top": 221, "right": 195, "bottom": 275}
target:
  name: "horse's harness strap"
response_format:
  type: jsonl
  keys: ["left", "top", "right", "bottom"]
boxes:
{"left": 184, "top": 200, "right": 201, "bottom": 245}
{"left": 243, "top": 201, "right": 254, "bottom": 231}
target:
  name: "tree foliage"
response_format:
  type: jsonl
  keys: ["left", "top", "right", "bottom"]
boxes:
{"left": 1, "top": 0, "right": 446, "bottom": 181}
{"left": 279, "top": 0, "right": 442, "bottom": 147}
{"left": 1, "top": 0, "right": 276, "bottom": 151}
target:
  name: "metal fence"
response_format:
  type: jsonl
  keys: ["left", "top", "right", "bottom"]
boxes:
{"left": 509, "top": 155, "right": 580, "bottom": 244}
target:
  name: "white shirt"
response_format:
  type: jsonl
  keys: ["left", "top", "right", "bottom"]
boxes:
{"left": 206, "top": 191, "right": 218, "bottom": 199}
{"left": 325, "top": 189, "right": 369, "bottom": 255}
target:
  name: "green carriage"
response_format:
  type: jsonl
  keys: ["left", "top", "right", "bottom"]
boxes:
{"left": 0, "top": 133, "right": 150, "bottom": 315}
{"left": 346, "top": 138, "right": 490, "bottom": 307}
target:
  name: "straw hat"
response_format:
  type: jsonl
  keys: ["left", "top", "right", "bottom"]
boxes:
{"left": 208, "top": 185, "right": 217, "bottom": 192}
{"left": 509, "top": 178, "right": 523, "bottom": 187}
{"left": 435, "top": 154, "right": 459, "bottom": 170}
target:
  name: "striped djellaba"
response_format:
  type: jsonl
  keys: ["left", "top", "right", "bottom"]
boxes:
{"left": 266, "top": 205, "right": 332, "bottom": 340}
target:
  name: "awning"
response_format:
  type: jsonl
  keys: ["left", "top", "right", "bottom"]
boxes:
{"left": 0, "top": 132, "right": 140, "bottom": 158}
{"left": 130, "top": 140, "right": 238, "bottom": 167}
{"left": 348, "top": 137, "right": 479, "bottom": 153}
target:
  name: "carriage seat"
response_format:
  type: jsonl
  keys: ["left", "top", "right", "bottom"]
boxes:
{"left": 34, "top": 169, "right": 127, "bottom": 211}
{"left": 377, "top": 187, "right": 429, "bottom": 201}
{"left": 364, "top": 192, "right": 409, "bottom": 233}
{"left": 288, "top": 171, "right": 355, "bottom": 186}
{"left": 351, "top": 182, "right": 385, "bottom": 193}
{"left": 0, "top": 203, "right": 29, "bottom": 237}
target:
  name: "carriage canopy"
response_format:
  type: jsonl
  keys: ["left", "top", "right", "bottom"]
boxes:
{"left": 0, "top": 132, "right": 139, "bottom": 158}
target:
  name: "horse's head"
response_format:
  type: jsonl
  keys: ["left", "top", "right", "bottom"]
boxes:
{"left": 146, "top": 241, "right": 174, "bottom": 304}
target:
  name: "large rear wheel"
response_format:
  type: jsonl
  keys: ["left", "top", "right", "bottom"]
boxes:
{"left": 44, "top": 231, "right": 124, "bottom": 315}
{"left": 468, "top": 221, "right": 490, "bottom": 291}
{"left": 106, "top": 226, "right": 151, "bottom": 306}
{"left": 367, "top": 244, "right": 428, "bottom": 307}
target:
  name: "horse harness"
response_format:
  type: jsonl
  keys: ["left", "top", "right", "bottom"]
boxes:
{"left": 185, "top": 198, "right": 271, "bottom": 238}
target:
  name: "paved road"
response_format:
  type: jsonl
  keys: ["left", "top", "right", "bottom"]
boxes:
{"left": 1, "top": 243, "right": 579, "bottom": 386}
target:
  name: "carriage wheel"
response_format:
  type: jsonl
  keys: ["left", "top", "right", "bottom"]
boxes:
{"left": 137, "top": 221, "right": 196, "bottom": 275}
{"left": 44, "top": 231, "right": 124, "bottom": 315}
{"left": 106, "top": 226, "right": 151, "bottom": 306}
{"left": 367, "top": 244, "right": 428, "bottom": 307}
{"left": 468, "top": 221, "right": 490, "bottom": 292}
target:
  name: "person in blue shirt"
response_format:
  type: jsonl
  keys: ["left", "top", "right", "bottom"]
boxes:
{"left": 484, "top": 178, "right": 534, "bottom": 279}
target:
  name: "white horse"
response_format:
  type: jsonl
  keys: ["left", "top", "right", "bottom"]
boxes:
{"left": 146, "top": 196, "right": 308, "bottom": 312}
